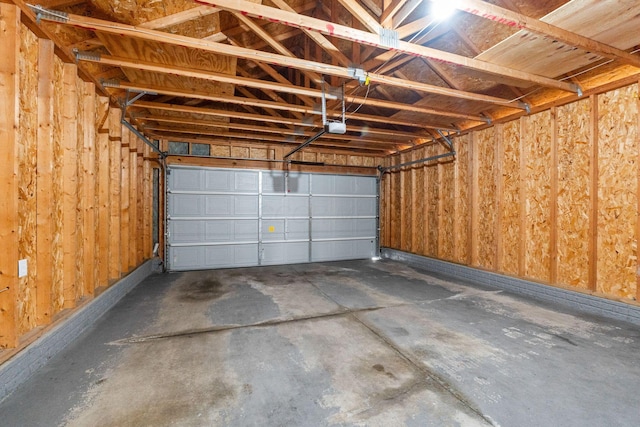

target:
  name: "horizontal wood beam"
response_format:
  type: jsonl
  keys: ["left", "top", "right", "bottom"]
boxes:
{"left": 130, "top": 100, "right": 423, "bottom": 142}
{"left": 138, "top": 114, "right": 408, "bottom": 146}
{"left": 138, "top": 5, "right": 220, "bottom": 30}
{"left": 145, "top": 126, "right": 393, "bottom": 152}
{"left": 114, "top": 82, "right": 315, "bottom": 115}
{"left": 40, "top": 10, "right": 527, "bottom": 108}
{"left": 455, "top": 0, "right": 640, "bottom": 69}
{"left": 82, "top": 53, "right": 328, "bottom": 101}
{"left": 200, "top": 0, "right": 580, "bottom": 93}
{"left": 82, "top": 53, "right": 483, "bottom": 124}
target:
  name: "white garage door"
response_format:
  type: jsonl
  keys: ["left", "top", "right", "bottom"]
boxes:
{"left": 167, "top": 166, "right": 378, "bottom": 271}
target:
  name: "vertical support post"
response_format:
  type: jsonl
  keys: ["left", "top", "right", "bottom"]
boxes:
{"left": 470, "top": 132, "right": 479, "bottom": 266}
{"left": 61, "top": 63, "right": 78, "bottom": 308}
{"left": 588, "top": 95, "right": 598, "bottom": 292}
{"left": 128, "top": 137, "right": 137, "bottom": 271}
{"left": 550, "top": 107, "right": 559, "bottom": 285}
{"left": 120, "top": 130, "right": 131, "bottom": 273}
{"left": 36, "top": 37, "right": 54, "bottom": 325}
{"left": 96, "top": 96, "right": 110, "bottom": 287}
{"left": 82, "top": 82, "right": 96, "bottom": 296}
{"left": 108, "top": 107, "right": 121, "bottom": 281}
{"left": 495, "top": 124, "right": 504, "bottom": 271}
{"left": 518, "top": 117, "right": 527, "bottom": 276}
{"left": 0, "top": 3, "right": 20, "bottom": 348}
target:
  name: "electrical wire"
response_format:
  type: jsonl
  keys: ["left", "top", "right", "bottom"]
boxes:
{"left": 345, "top": 20, "right": 439, "bottom": 116}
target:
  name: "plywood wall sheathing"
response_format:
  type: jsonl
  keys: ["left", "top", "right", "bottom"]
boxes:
{"left": 17, "top": 22, "right": 38, "bottom": 335}
{"left": 0, "top": 3, "right": 19, "bottom": 348}
{"left": 61, "top": 63, "right": 78, "bottom": 309}
{"left": 454, "top": 134, "right": 471, "bottom": 264}
{"left": 499, "top": 121, "right": 521, "bottom": 275}
{"left": 523, "top": 110, "right": 553, "bottom": 282}
{"left": 476, "top": 127, "right": 497, "bottom": 270}
{"left": 35, "top": 38, "right": 55, "bottom": 326}
{"left": 597, "top": 85, "right": 638, "bottom": 299}
{"left": 557, "top": 99, "right": 591, "bottom": 289}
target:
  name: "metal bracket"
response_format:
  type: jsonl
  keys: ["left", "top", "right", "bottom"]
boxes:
{"left": 121, "top": 118, "right": 166, "bottom": 158}
{"left": 100, "top": 78, "right": 120, "bottom": 89}
{"left": 73, "top": 48, "right": 101, "bottom": 63}
{"left": 28, "top": 4, "right": 69, "bottom": 24}
{"left": 379, "top": 28, "right": 399, "bottom": 49}
{"left": 436, "top": 129, "right": 454, "bottom": 152}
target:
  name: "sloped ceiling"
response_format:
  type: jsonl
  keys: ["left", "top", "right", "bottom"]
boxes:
{"left": 16, "top": 0, "right": 640, "bottom": 156}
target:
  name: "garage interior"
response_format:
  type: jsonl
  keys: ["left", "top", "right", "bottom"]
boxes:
{"left": 1, "top": 0, "right": 640, "bottom": 425}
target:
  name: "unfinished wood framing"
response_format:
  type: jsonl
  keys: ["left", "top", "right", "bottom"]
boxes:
{"left": 384, "top": 81, "right": 640, "bottom": 304}
{"left": 0, "top": 3, "right": 20, "bottom": 349}
{"left": 17, "top": 20, "right": 38, "bottom": 335}
{"left": 0, "top": 16, "right": 157, "bottom": 353}
{"left": 35, "top": 38, "right": 55, "bottom": 326}
{"left": 5, "top": 0, "right": 640, "bottom": 357}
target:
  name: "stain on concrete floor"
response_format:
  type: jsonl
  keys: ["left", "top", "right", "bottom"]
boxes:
{"left": 1, "top": 260, "right": 639, "bottom": 427}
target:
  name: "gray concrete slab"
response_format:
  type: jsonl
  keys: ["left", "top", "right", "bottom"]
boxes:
{"left": 1, "top": 259, "right": 639, "bottom": 426}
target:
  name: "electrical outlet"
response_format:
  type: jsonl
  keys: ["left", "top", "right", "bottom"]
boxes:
{"left": 18, "top": 259, "right": 27, "bottom": 278}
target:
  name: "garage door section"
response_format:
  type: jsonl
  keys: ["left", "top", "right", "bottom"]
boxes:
{"left": 167, "top": 166, "right": 377, "bottom": 270}
{"left": 167, "top": 168, "right": 259, "bottom": 270}
{"left": 310, "top": 174, "right": 377, "bottom": 262}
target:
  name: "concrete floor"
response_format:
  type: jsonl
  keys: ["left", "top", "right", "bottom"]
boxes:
{"left": 1, "top": 260, "right": 640, "bottom": 427}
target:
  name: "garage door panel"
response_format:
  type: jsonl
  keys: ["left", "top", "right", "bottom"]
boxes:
{"left": 169, "top": 194, "right": 203, "bottom": 216}
{"left": 312, "top": 218, "right": 376, "bottom": 239}
{"left": 262, "top": 219, "right": 285, "bottom": 241}
{"left": 311, "top": 175, "right": 375, "bottom": 196}
{"left": 169, "top": 246, "right": 204, "bottom": 270}
{"left": 170, "top": 169, "right": 202, "bottom": 191}
{"left": 262, "top": 242, "right": 309, "bottom": 265}
{"left": 203, "top": 170, "right": 259, "bottom": 193}
{"left": 263, "top": 195, "right": 309, "bottom": 217}
{"left": 169, "top": 220, "right": 204, "bottom": 243}
{"left": 203, "top": 244, "right": 259, "bottom": 268}
{"left": 311, "top": 197, "right": 376, "bottom": 217}
{"left": 204, "top": 195, "right": 258, "bottom": 217}
{"left": 205, "top": 219, "right": 258, "bottom": 242}
{"left": 311, "top": 239, "right": 375, "bottom": 262}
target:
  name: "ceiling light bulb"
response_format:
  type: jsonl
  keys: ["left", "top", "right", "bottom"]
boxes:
{"left": 430, "top": 0, "right": 456, "bottom": 20}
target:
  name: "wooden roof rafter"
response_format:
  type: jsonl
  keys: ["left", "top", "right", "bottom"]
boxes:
{"left": 200, "top": 0, "right": 579, "bottom": 93}
{"left": 39, "top": 11, "right": 529, "bottom": 110}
